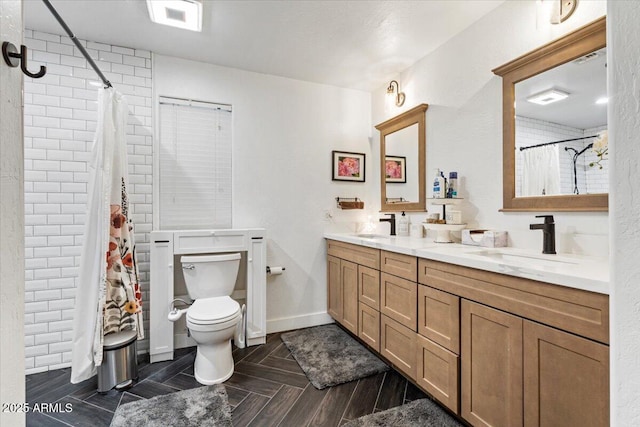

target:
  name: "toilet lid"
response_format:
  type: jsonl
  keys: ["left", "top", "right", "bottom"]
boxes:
{"left": 187, "top": 296, "right": 240, "bottom": 324}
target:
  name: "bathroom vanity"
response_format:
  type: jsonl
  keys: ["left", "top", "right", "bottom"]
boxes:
{"left": 150, "top": 229, "right": 267, "bottom": 363}
{"left": 325, "top": 233, "right": 609, "bottom": 427}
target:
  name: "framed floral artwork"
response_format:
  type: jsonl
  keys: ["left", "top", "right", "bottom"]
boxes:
{"left": 385, "top": 155, "right": 406, "bottom": 183}
{"left": 332, "top": 151, "right": 365, "bottom": 182}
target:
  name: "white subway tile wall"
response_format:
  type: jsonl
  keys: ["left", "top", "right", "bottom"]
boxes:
{"left": 515, "top": 116, "right": 608, "bottom": 196}
{"left": 23, "top": 29, "right": 152, "bottom": 374}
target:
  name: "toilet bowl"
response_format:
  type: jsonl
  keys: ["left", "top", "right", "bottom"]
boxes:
{"left": 187, "top": 296, "right": 241, "bottom": 384}
{"left": 168, "top": 253, "right": 243, "bottom": 385}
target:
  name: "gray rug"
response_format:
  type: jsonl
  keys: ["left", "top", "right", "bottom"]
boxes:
{"left": 280, "top": 324, "right": 389, "bottom": 389}
{"left": 343, "top": 398, "right": 464, "bottom": 427}
{"left": 109, "top": 384, "right": 232, "bottom": 427}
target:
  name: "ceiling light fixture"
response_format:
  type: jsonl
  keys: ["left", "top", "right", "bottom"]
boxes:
{"left": 387, "top": 80, "right": 405, "bottom": 107}
{"left": 526, "top": 89, "right": 570, "bottom": 105}
{"left": 146, "top": 0, "right": 203, "bottom": 32}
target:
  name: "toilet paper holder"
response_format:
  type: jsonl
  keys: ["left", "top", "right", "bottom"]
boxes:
{"left": 266, "top": 266, "right": 285, "bottom": 275}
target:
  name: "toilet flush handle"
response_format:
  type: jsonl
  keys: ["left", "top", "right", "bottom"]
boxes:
{"left": 182, "top": 264, "right": 195, "bottom": 270}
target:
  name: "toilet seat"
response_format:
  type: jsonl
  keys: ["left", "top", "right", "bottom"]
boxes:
{"left": 187, "top": 296, "right": 240, "bottom": 325}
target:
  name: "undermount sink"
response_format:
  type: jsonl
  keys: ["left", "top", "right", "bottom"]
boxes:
{"left": 354, "top": 233, "right": 387, "bottom": 239}
{"left": 466, "top": 249, "right": 579, "bottom": 268}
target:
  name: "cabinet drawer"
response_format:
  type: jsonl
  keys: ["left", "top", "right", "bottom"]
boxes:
{"left": 327, "top": 239, "right": 380, "bottom": 269}
{"left": 358, "top": 266, "right": 380, "bottom": 309}
{"left": 419, "top": 258, "right": 609, "bottom": 344}
{"left": 380, "top": 272, "right": 417, "bottom": 330}
{"left": 358, "top": 303, "right": 380, "bottom": 352}
{"left": 418, "top": 285, "right": 460, "bottom": 354}
{"left": 381, "top": 250, "right": 417, "bottom": 281}
{"left": 416, "top": 334, "right": 459, "bottom": 414}
{"left": 381, "top": 315, "right": 416, "bottom": 380}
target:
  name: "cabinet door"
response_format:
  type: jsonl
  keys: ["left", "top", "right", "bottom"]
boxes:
{"left": 416, "top": 334, "right": 459, "bottom": 413}
{"left": 418, "top": 285, "right": 459, "bottom": 354}
{"left": 461, "top": 300, "right": 523, "bottom": 427}
{"left": 523, "top": 320, "right": 609, "bottom": 427}
{"left": 359, "top": 303, "right": 380, "bottom": 351}
{"left": 358, "top": 265, "right": 380, "bottom": 309}
{"left": 341, "top": 260, "right": 359, "bottom": 334}
{"left": 380, "top": 272, "right": 417, "bottom": 330}
{"left": 381, "top": 315, "right": 416, "bottom": 380}
{"left": 327, "top": 255, "right": 342, "bottom": 321}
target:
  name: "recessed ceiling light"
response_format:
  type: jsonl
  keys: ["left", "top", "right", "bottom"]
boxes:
{"left": 526, "top": 89, "right": 569, "bottom": 105}
{"left": 146, "top": 0, "right": 202, "bottom": 32}
{"left": 595, "top": 97, "right": 608, "bottom": 105}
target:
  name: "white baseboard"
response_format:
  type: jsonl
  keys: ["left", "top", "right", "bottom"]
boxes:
{"left": 267, "top": 311, "right": 334, "bottom": 333}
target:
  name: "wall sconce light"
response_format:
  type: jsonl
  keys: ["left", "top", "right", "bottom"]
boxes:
{"left": 387, "top": 80, "right": 406, "bottom": 107}
{"left": 539, "top": 0, "right": 578, "bottom": 25}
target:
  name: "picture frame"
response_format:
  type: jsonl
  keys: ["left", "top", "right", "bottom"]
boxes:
{"left": 332, "top": 150, "right": 365, "bottom": 182}
{"left": 385, "top": 155, "right": 406, "bottom": 183}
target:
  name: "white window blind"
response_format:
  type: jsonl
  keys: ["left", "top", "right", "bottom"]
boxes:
{"left": 158, "top": 98, "right": 232, "bottom": 229}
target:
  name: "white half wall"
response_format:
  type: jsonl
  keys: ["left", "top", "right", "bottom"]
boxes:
{"left": 609, "top": 1, "right": 640, "bottom": 425}
{"left": 371, "top": 0, "right": 608, "bottom": 257}
{"left": 153, "top": 55, "right": 372, "bottom": 332}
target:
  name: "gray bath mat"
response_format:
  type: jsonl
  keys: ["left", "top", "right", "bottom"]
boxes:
{"left": 343, "top": 398, "right": 463, "bottom": 427}
{"left": 109, "top": 384, "right": 232, "bottom": 427}
{"left": 280, "top": 324, "right": 389, "bottom": 389}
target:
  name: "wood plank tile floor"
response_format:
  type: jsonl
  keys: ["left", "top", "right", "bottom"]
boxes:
{"left": 25, "top": 331, "right": 427, "bottom": 426}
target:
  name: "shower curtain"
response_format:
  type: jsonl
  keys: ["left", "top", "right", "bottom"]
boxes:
{"left": 71, "top": 88, "right": 144, "bottom": 384}
{"left": 521, "top": 145, "right": 561, "bottom": 196}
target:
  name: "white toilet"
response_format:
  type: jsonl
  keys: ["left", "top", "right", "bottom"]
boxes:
{"left": 168, "top": 253, "right": 243, "bottom": 385}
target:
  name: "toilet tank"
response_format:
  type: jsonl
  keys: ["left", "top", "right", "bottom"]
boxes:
{"left": 180, "top": 253, "right": 241, "bottom": 299}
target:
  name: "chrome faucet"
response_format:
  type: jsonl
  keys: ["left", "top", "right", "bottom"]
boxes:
{"left": 380, "top": 213, "right": 396, "bottom": 236}
{"left": 530, "top": 215, "right": 556, "bottom": 254}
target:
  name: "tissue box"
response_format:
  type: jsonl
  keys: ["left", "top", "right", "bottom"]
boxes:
{"left": 461, "top": 229, "right": 508, "bottom": 248}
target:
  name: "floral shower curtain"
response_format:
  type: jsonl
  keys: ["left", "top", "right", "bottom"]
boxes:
{"left": 71, "top": 88, "right": 143, "bottom": 384}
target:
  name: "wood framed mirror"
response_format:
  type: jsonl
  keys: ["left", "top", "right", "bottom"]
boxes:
{"left": 375, "top": 103, "right": 428, "bottom": 212}
{"left": 493, "top": 17, "right": 607, "bottom": 211}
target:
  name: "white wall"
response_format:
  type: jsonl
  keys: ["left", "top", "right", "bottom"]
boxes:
{"left": 609, "top": 1, "right": 640, "bottom": 425}
{"left": 154, "top": 55, "right": 372, "bottom": 332}
{"left": 1, "top": 1, "right": 25, "bottom": 424}
{"left": 22, "top": 32, "right": 153, "bottom": 373}
{"left": 372, "top": 0, "right": 608, "bottom": 257}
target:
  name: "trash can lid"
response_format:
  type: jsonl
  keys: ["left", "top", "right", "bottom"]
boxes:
{"left": 103, "top": 330, "right": 137, "bottom": 350}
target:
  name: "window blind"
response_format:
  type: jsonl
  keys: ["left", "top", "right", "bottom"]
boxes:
{"left": 158, "top": 99, "right": 232, "bottom": 229}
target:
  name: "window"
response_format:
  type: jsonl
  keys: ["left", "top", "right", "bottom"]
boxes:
{"left": 158, "top": 98, "right": 232, "bottom": 229}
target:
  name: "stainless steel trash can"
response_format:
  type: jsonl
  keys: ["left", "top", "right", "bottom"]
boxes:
{"left": 97, "top": 329, "right": 138, "bottom": 393}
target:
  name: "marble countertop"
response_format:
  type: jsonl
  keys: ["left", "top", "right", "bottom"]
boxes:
{"left": 324, "top": 233, "right": 609, "bottom": 295}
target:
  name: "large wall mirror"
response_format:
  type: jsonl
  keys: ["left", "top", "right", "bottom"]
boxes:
{"left": 493, "top": 17, "right": 607, "bottom": 211}
{"left": 375, "top": 104, "right": 428, "bottom": 212}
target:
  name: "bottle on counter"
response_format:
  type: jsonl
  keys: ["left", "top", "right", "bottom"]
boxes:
{"left": 433, "top": 169, "right": 444, "bottom": 198}
{"left": 447, "top": 171, "right": 458, "bottom": 198}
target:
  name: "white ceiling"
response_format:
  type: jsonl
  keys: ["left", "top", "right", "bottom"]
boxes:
{"left": 24, "top": 0, "right": 505, "bottom": 91}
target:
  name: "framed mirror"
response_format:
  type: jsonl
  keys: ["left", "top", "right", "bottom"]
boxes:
{"left": 375, "top": 104, "right": 428, "bottom": 212}
{"left": 493, "top": 17, "right": 607, "bottom": 211}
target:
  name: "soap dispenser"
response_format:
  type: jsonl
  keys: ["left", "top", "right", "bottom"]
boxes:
{"left": 398, "top": 212, "right": 410, "bottom": 236}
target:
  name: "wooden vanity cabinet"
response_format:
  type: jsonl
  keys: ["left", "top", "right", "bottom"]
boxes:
{"left": 416, "top": 285, "right": 460, "bottom": 413}
{"left": 523, "top": 320, "right": 609, "bottom": 427}
{"left": 327, "top": 255, "right": 358, "bottom": 334}
{"left": 327, "top": 240, "right": 380, "bottom": 338}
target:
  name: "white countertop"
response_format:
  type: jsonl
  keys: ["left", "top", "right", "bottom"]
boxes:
{"left": 324, "top": 232, "right": 609, "bottom": 295}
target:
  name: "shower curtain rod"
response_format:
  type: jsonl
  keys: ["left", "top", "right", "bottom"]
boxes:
{"left": 41, "top": 0, "right": 112, "bottom": 88}
{"left": 519, "top": 135, "right": 597, "bottom": 151}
